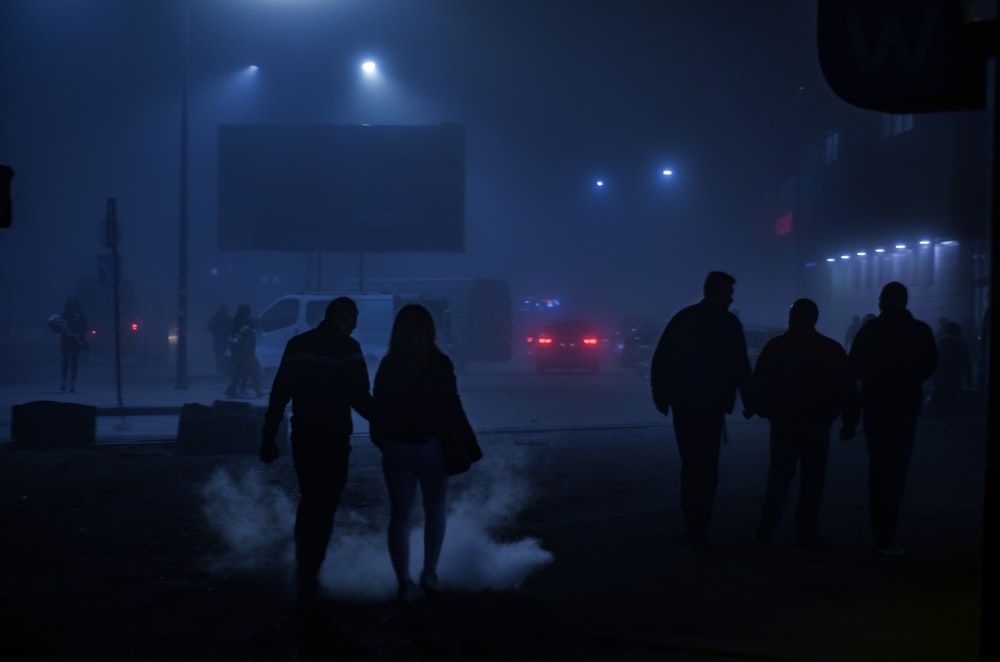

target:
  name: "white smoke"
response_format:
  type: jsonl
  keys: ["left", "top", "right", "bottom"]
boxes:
{"left": 199, "top": 442, "right": 553, "bottom": 601}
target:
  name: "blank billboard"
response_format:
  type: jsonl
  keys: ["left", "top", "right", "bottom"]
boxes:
{"left": 218, "top": 124, "right": 465, "bottom": 252}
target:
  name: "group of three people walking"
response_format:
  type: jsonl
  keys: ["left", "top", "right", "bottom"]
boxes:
{"left": 651, "top": 272, "right": 938, "bottom": 554}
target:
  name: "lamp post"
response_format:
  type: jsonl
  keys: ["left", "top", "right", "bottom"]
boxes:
{"left": 175, "top": 0, "right": 190, "bottom": 389}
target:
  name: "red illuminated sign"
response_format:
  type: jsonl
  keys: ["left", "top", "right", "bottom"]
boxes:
{"left": 775, "top": 212, "right": 794, "bottom": 237}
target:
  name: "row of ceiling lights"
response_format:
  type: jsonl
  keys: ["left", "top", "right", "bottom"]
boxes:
{"left": 805, "top": 239, "right": 959, "bottom": 268}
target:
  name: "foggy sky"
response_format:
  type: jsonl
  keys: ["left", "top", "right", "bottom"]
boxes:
{"left": 1, "top": 0, "right": 822, "bottom": 352}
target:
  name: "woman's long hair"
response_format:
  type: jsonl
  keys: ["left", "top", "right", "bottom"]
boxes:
{"left": 386, "top": 304, "right": 442, "bottom": 373}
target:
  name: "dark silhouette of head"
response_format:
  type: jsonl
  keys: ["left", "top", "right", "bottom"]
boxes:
{"left": 703, "top": 271, "right": 735, "bottom": 309}
{"left": 63, "top": 297, "right": 82, "bottom": 316}
{"left": 788, "top": 298, "right": 819, "bottom": 331}
{"left": 325, "top": 297, "right": 358, "bottom": 335}
{"left": 878, "top": 282, "right": 908, "bottom": 311}
{"left": 388, "top": 304, "right": 441, "bottom": 369}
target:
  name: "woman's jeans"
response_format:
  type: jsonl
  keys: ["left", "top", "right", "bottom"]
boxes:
{"left": 382, "top": 438, "right": 448, "bottom": 584}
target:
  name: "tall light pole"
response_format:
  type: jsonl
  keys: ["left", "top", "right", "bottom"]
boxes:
{"left": 175, "top": 0, "right": 190, "bottom": 389}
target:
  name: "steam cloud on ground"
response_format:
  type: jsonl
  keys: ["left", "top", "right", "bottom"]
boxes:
{"left": 199, "top": 445, "right": 553, "bottom": 601}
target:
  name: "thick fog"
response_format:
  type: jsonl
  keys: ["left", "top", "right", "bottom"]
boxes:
{"left": 1, "top": 0, "right": 989, "bottom": 376}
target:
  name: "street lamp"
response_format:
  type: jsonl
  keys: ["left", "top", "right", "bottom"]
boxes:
{"left": 175, "top": 0, "right": 190, "bottom": 389}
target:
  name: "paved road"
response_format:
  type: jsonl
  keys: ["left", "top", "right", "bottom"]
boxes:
{"left": 0, "top": 353, "right": 989, "bottom": 660}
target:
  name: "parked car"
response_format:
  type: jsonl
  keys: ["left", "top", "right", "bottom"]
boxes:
{"left": 534, "top": 319, "right": 601, "bottom": 373}
{"left": 618, "top": 316, "right": 668, "bottom": 374}
{"left": 255, "top": 292, "right": 450, "bottom": 377}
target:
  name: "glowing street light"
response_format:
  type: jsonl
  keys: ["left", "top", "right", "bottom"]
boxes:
{"left": 361, "top": 60, "right": 377, "bottom": 76}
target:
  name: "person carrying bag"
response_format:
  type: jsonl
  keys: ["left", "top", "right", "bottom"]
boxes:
{"left": 370, "top": 304, "right": 482, "bottom": 602}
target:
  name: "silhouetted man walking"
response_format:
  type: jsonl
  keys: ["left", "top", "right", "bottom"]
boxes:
{"left": 650, "top": 271, "right": 753, "bottom": 547}
{"left": 259, "top": 297, "right": 374, "bottom": 603}
{"left": 849, "top": 282, "right": 938, "bottom": 555}
{"left": 752, "top": 298, "right": 859, "bottom": 547}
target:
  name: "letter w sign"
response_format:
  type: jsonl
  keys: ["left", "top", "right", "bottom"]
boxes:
{"left": 818, "top": 0, "right": 986, "bottom": 113}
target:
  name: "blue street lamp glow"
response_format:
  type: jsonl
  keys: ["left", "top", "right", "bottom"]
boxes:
{"left": 595, "top": 180, "right": 604, "bottom": 187}
{"left": 895, "top": 244, "right": 907, "bottom": 249}
{"left": 248, "top": 65, "right": 259, "bottom": 72}
{"left": 362, "top": 60, "right": 377, "bottom": 76}
{"left": 662, "top": 169, "right": 673, "bottom": 176}
{"left": 875, "top": 248, "right": 886, "bottom": 253}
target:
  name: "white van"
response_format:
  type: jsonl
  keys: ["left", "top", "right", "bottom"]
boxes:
{"left": 255, "top": 292, "right": 448, "bottom": 376}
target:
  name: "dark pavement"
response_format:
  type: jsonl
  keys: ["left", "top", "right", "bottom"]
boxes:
{"left": 0, "top": 369, "right": 988, "bottom": 661}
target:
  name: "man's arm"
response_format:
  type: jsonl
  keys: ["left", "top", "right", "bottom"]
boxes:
{"left": 733, "top": 319, "right": 755, "bottom": 416}
{"left": 346, "top": 343, "right": 374, "bottom": 421}
{"left": 261, "top": 346, "right": 293, "bottom": 441}
{"left": 650, "top": 322, "right": 672, "bottom": 415}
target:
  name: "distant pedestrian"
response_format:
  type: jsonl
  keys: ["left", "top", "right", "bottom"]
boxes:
{"left": 752, "top": 298, "right": 859, "bottom": 548}
{"left": 932, "top": 321, "right": 972, "bottom": 436}
{"left": 225, "top": 304, "right": 262, "bottom": 398}
{"left": 370, "top": 304, "right": 474, "bottom": 602}
{"left": 208, "top": 305, "right": 231, "bottom": 376}
{"left": 57, "top": 297, "right": 89, "bottom": 393}
{"left": 849, "top": 282, "right": 938, "bottom": 555}
{"left": 844, "top": 315, "right": 861, "bottom": 350}
{"left": 258, "top": 297, "right": 374, "bottom": 606}
{"left": 650, "top": 271, "right": 754, "bottom": 547}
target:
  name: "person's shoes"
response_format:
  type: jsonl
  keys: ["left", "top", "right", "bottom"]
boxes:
{"left": 398, "top": 579, "right": 419, "bottom": 603}
{"left": 419, "top": 571, "right": 442, "bottom": 594}
{"left": 875, "top": 546, "right": 904, "bottom": 556}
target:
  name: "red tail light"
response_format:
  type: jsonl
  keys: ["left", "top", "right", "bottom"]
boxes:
{"left": 537, "top": 337, "right": 553, "bottom": 344}
{"left": 526, "top": 336, "right": 535, "bottom": 343}
{"left": 130, "top": 323, "right": 140, "bottom": 332}
{"left": 582, "top": 337, "right": 598, "bottom": 345}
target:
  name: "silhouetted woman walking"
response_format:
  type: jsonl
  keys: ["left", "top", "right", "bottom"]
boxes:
{"left": 371, "top": 304, "right": 461, "bottom": 602}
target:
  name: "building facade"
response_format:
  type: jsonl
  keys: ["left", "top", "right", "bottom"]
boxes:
{"left": 776, "top": 91, "right": 991, "bottom": 371}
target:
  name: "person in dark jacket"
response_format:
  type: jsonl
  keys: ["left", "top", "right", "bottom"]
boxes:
{"left": 752, "top": 298, "right": 859, "bottom": 547}
{"left": 849, "top": 282, "right": 938, "bottom": 555}
{"left": 208, "top": 304, "right": 231, "bottom": 376}
{"left": 370, "top": 304, "right": 464, "bottom": 602}
{"left": 650, "top": 271, "right": 754, "bottom": 547}
{"left": 58, "top": 297, "right": 89, "bottom": 393}
{"left": 258, "top": 297, "right": 374, "bottom": 603}
{"left": 225, "top": 304, "right": 262, "bottom": 398}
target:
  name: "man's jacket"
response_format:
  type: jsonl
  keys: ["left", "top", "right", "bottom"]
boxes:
{"left": 753, "top": 327, "right": 859, "bottom": 426}
{"left": 262, "top": 321, "right": 373, "bottom": 441}
{"left": 650, "top": 299, "right": 753, "bottom": 415}
{"left": 849, "top": 308, "right": 938, "bottom": 414}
